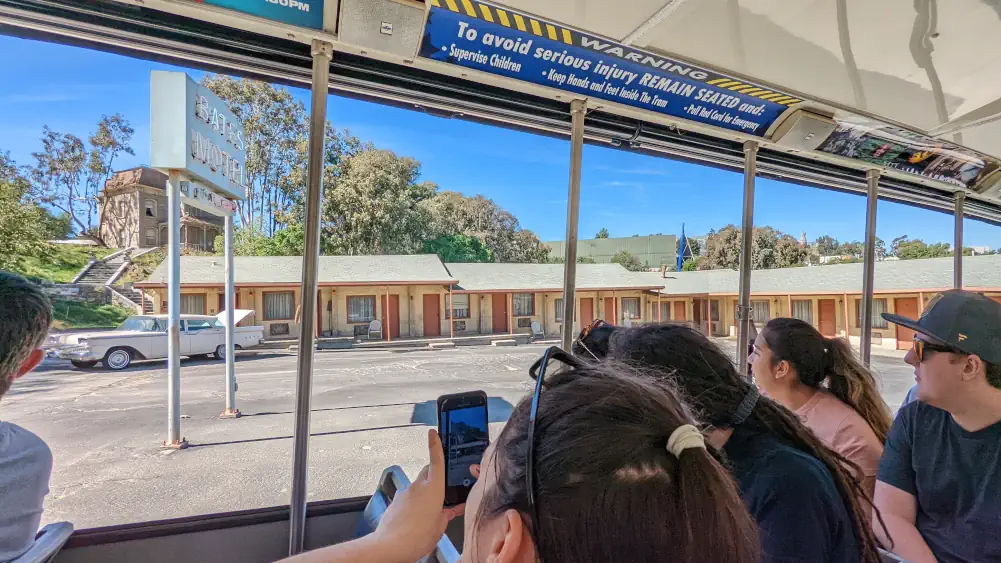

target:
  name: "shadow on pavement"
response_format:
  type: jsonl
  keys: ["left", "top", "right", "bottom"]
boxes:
{"left": 410, "top": 397, "right": 515, "bottom": 426}
{"left": 187, "top": 422, "right": 424, "bottom": 448}
{"left": 241, "top": 402, "right": 420, "bottom": 418}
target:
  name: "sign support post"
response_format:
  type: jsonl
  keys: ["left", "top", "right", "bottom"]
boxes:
{"left": 221, "top": 213, "right": 240, "bottom": 418}
{"left": 165, "top": 170, "right": 187, "bottom": 449}
{"left": 151, "top": 70, "right": 247, "bottom": 445}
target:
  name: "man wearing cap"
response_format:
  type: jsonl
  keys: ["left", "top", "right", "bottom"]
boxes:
{"left": 874, "top": 289, "right": 1001, "bottom": 563}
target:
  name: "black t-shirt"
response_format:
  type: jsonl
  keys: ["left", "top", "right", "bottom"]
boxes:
{"left": 878, "top": 401, "right": 1001, "bottom": 563}
{"left": 723, "top": 425, "right": 861, "bottom": 563}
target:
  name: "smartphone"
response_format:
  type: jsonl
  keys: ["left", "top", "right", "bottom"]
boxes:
{"left": 437, "top": 391, "right": 489, "bottom": 506}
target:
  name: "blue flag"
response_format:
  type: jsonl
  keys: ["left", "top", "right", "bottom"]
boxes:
{"left": 678, "top": 224, "right": 691, "bottom": 271}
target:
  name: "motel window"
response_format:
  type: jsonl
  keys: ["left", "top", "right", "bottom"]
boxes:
{"left": 145, "top": 199, "right": 156, "bottom": 217}
{"left": 513, "top": 293, "right": 535, "bottom": 316}
{"left": 855, "top": 298, "right": 889, "bottom": 329}
{"left": 145, "top": 228, "right": 157, "bottom": 247}
{"left": 751, "top": 300, "right": 770, "bottom": 324}
{"left": 554, "top": 298, "right": 577, "bottom": 323}
{"left": 621, "top": 297, "right": 641, "bottom": 320}
{"left": 791, "top": 300, "right": 813, "bottom": 324}
{"left": 348, "top": 295, "right": 377, "bottom": 323}
{"left": 446, "top": 294, "right": 470, "bottom": 319}
{"left": 180, "top": 294, "right": 205, "bottom": 315}
{"left": 264, "top": 291, "right": 295, "bottom": 321}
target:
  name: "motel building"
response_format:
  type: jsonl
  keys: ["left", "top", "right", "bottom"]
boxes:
{"left": 134, "top": 256, "right": 665, "bottom": 341}
{"left": 644, "top": 254, "right": 1001, "bottom": 351}
{"left": 134, "top": 253, "right": 1001, "bottom": 350}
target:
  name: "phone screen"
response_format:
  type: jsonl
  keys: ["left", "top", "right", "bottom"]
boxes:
{"left": 442, "top": 405, "right": 489, "bottom": 491}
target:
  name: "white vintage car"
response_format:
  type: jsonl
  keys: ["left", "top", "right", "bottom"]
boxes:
{"left": 50, "top": 310, "right": 265, "bottom": 370}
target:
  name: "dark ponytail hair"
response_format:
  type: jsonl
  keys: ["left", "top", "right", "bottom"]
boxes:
{"left": 607, "top": 323, "right": 887, "bottom": 563}
{"left": 762, "top": 318, "right": 892, "bottom": 443}
{"left": 477, "top": 362, "right": 761, "bottom": 563}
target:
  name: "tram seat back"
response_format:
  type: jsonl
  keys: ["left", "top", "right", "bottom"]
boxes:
{"left": 12, "top": 522, "right": 73, "bottom": 563}
{"left": 359, "top": 466, "right": 461, "bottom": 563}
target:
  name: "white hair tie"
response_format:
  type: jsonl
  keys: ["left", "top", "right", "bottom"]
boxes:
{"left": 666, "top": 424, "right": 706, "bottom": 457}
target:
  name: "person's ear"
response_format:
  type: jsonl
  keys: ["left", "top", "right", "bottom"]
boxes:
{"left": 13, "top": 349, "right": 44, "bottom": 381}
{"left": 961, "top": 354, "right": 984, "bottom": 383}
{"left": 485, "top": 509, "right": 536, "bottom": 563}
{"left": 774, "top": 359, "right": 791, "bottom": 380}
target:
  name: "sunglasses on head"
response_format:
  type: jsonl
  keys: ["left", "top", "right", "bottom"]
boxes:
{"left": 912, "top": 338, "right": 963, "bottom": 362}
{"left": 574, "top": 318, "right": 608, "bottom": 360}
{"left": 525, "top": 346, "right": 586, "bottom": 546}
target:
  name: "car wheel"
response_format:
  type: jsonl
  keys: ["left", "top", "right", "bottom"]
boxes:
{"left": 213, "top": 345, "right": 226, "bottom": 360}
{"left": 103, "top": 348, "right": 133, "bottom": 370}
{"left": 70, "top": 360, "right": 98, "bottom": 369}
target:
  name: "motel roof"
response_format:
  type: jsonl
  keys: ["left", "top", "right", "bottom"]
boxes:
{"left": 445, "top": 263, "right": 665, "bottom": 292}
{"left": 646, "top": 255, "right": 1001, "bottom": 296}
{"left": 137, "top": 255, "right": 458, "bottom": 287}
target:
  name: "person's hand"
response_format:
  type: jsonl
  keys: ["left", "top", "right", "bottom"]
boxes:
{"left": 373, "top": 429, "right": 464, "bottom": 562}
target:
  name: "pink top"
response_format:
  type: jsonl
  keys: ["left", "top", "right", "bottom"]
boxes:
{"left": 795, "top": 389, "right": 883, "bottom": 502}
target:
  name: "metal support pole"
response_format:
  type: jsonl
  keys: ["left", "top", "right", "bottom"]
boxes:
{"left": 164, "top": 170, "right": 186, "bottom": 448}
{"left": 954, "top": 191, "right": 965, "bottom": 289}
{"left": 288, "top": 40, "right": 332, "bottom": 557}
{"left": 859, "top": 169, "right": 880, "bottom": 366}
{"left": 561, "top": 99, "right": 586, "bottom": 352}
{"left": 736, "top": 141, "right": 758, "bottom": 378}
{"left": 221, "top": 214, "right": 239, "bottom": 418}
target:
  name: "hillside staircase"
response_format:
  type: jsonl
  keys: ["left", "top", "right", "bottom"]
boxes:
{"left": 72, "top": 249, "right": 156, "bottom": 313}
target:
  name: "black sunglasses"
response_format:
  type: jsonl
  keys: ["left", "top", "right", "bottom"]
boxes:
{"left": 913, "top": 338, "right": 963, "bottom": 362}
{"left": 525, "top": 346, "right": 585, "bottom": 533}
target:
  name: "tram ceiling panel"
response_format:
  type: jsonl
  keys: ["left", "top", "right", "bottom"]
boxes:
{"left": 3, "top": 0, "right": 1001, "bottom": 225}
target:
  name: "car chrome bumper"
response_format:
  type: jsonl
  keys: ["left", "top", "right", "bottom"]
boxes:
{"left": 51, "top": 346, "right": 98, "bottom": 361}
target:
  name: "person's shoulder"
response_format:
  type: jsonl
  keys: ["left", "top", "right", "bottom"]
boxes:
{"left": 747, "top": 433, "right": 833, "bottom": 486}
{"left": 896, "top": 400, "right": 949, "bottom": 427}
{"left": 0, "top": 422, "right": 53, "bottom": 468}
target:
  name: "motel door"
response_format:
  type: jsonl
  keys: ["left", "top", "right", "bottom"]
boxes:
{"left": 894, "top": 297, "right": 920, "bottom": 350}
{"left": 673, "top": 301, "right": 686, "bottom": 321}
{"left": 579, "top": 298, "right": 594, "bottom": 327}
{"left": 818, "top": 299, "right": 837, "bottom": 337}
{"left": 423, "top": 294, "right": 441, "bottom": 337}
{"left": 491, "top": 294, "right": 508, "bottom": 333}
{"left": 604, "top": 297, "right": 615, "bottom": 323}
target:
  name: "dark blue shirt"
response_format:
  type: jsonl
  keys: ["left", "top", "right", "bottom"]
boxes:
{"left": 878, "top": 401, "right": 1001, "bottom": 563}
{"left": 723, "top": 425, "right": 861, "bottom": 563}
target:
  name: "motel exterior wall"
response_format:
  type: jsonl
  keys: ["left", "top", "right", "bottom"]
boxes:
{"left": 643, "top": 254, "right": 1001, "bottom": 351}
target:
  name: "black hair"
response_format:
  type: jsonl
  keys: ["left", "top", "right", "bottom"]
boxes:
{"left": 762, "top": 318, "right": 892, "bottom": 443}
{"left": 477, "top": 362, "right": 762, "bottom": 563}
{"left": 607, "top": 323, "right": 887, "bottom": 563}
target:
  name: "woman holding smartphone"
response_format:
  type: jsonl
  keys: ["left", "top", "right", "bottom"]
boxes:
{"left": 280, "top": 362, "right": 762, "bottom": 563}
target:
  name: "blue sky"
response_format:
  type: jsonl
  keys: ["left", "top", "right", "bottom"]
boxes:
{"left": 3, "top": 35, "right": 999, "bottom": 248}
